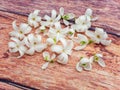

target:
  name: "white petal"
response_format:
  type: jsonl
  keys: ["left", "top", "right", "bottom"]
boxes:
{"left": 9, "top": 48, "right": 18, "bottom": 53}
{"left": 9, "top": 31, "right": 19, "bottom": 37}
{"left": 11, "top": 37, "right": 20, "bottom": 44}
{"left": 76, "top": 62, "right": 83, "bottom": 72}
{"left": 17, "top": 50, "right": 25, "bottom": 58}
{"left": 27, "top": 34, "right": 34, "bottom": 44}
{"left": 12, "top": 21, "right": 18, "bottom": 31}
{"left": 44, "top": 15, "right": 51, "bottom": 21}
{"left": 63, "top": 19, "right": 69, "bottom": 25}
{"left": 19, "top": 46, "right": 27, "bottom": 53}
{"left": 26, "top": 47, "right": 35, "bottom": 55}
{"left": 65, "top": 40, "right": 73, "bottom": 50}
{"left": 20, "top": 23, "right": 29, "bottom": 33}
{"left": 85, "top": 8, "right": 92, "bottom": 16}
{"left": 57, "top": 53, "right": 68, "bottom": 64}
{"left": 89, "top": 56, "right": 94, "bottom": 63}
{"left": 41, "top": 62, "right": 49, "bottom": 70}
{"left": 35, "top": 16, "right": 41, "bottom": 22}
{"left": 101, "top": 40, "right": 111, "bottom": 46}
{"left": 95, "top": 53, "right": 103, "bottom": 58}
{"left": 74, "top": 45, "right": 87, "bottom": 50}
{"left": 8, "top": 42, "right": 16, "bottom": 48}
{"left": 80, "top": 58, "right": 90, "bottom": 64}
{"left": 46, "top": 38, "right": 55, "bottom": 45}
{"left": 60, "top": 38, "right": 67, "bottom": 48}
{"left": 51, "top": 45, "right": 63, "bottom": 54}
{"left": 85, "top": 30, "right": 95, "bottom": 38}
{"left": 77, "top": 34, "right": 88, "bottom": 43}
{"left": 51, "top": 9, "right": 57, "bottom": 19}
{"left": 35, "top": 44, "right": 47, "bottom": 52}
{"left": 95, "top": 28, "right": 104, "bottom": 35}
{"left": 84, "top": 63, "right": 92, "bottom": 71}
{"left": 33, "top": 10, "right": 40, "bottom": 16}
{"left": 54, "top": 22, "right": 61, "bottom": 29}
{"left": 98, "top": 59, "right": 106, "bottom": 67}
{"left": 59, "top": 7, "right": 64, "bottom": 16}
{"left": 55, "top": 15, "right": 61, "bottom": 21}
{"left": 91, "top": 17, "right": 98, "bottom": 21}
{"left": 67, "top": 13, "right": 75, "bottom": 19}
{"left": 51, "top": 54, "right": 56, "bottom": 60}
{"left": 43, "top": 51, "right": 50, "bottom": 59}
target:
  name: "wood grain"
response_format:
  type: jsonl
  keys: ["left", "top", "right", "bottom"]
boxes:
{"left": 0, "top": 0, "right": 120, "bottom": 90}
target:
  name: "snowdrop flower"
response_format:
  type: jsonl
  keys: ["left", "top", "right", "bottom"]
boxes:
{"left": 85, "top": 28, "right": 111, "bottom": 45}
{"left": 28, "top": 10, "right": 41, "bottom": 28}
{"left": 8, "top": 37, "right": 27, "bottom": 58}
{"left": 9, "top": 21, "right": 32, "bottom": 39}
{"left": 41, "top": 9, "right": 61, "bottom": 27}
{"left": 51, "top": 39, "right": 73, "bottom": 64}
{"left": 41, "top": 51, "right": 56, "bottom": 70}
{"left": 90, "top": 53, "right": 105, "bottom": 67}
{"left": 71, "top": 15, "right": 91, "bottom": 32}
{"left": 76, "top": 57, "right": 92, "bottom": 72}
{"left": 59, "top": 7, "right": 75, "bottom": 25}
{"left": 48, "top": 22, "right": 69, "bottom": 41}
{"left": 85, "top": 8, "right": 98, "bottom": 21}
{"left": 73, "top": 34, "right": 88, "bottom": 50}
{"left": 24, "top": 34, "right": 47, "bottom": 55}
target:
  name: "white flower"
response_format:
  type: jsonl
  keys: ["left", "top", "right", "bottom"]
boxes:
{"left": 41, "top": 51, "right": 56, "bottom": 70}
{"left": 73, "top": 34, "right": 88, "bottom": 50}
{"left": 28, "top": 10, "right": 41, "bottom": 28}
{"left": 24, "top": 34, "right": 47, "bottom": 55}
{"left": 59, "top": 7, "right": 75, "bottom": 25}
{"left": 71, "top": 15, "right": 91, "bottom": 32}
{"left": 9, "top": 21, "right": 32, "bottom": 39}
{"left": 41, "top": 9, "right": 61, "bottom": 27}
{"left": 8, "top": 37, "right": 27, "bottom": 58}
{"left": 76, "top": 57, "right": 92, "bottom": 72}
{"left": 85, "top": 8, "right": 98, "bottom": 21}
{"left": 46, "top": 37, "right": 58, "bottom": 45}
{"left": 90, "top": 54, "right": 106, "bottom": 67}
{"left": 51, "top": 39, "right": 73, "bottom": 64}
{"left": 67, "top": 28, "right": 75, "bottom": 38}
{"left": 48, "top": 22, "right": 69, "bottom": 41}
{"left": 35, "top": 25, "right": 47, "bottom": 35}
{"left": 85, "top": 27, "right": 111, "bottom": 45}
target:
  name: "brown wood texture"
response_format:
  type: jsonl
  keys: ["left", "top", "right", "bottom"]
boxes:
{"left": 0, "top": 0, "right": 120, "bottom": 90}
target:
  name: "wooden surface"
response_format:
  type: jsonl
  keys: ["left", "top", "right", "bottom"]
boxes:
{"left": 0, "top": 0, "right": 120, "bottom": 90}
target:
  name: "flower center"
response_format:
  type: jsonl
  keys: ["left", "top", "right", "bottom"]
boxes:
{"left": 97, "top": 35, "right": 100, "bottom": 38}
{"left": 94, "top": 56, "right": 99, "bottom": 62}
{"left": 82, "top": 63, "right": 87, "bottom": 67}
{"left": 80, "top": 41, "right": 86, "bottom": 45}
{"left": 19, "top": 31, "right": 23, "bottom": 34}
{"left": 32, "top": 17, "right": 36, "bottom": 21}
{"left": 34, "top": 42, "right": 37, "bottom": 45}
{"left": 57, "top": 30, "right": 60, "bottom": 33}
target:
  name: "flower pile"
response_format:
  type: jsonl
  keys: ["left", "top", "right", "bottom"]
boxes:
{"left": 8, "top": 7, "right": 111, "bottom": 72}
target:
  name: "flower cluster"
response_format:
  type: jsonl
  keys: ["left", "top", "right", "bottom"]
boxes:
{"left": 8, "top": 7, "right": 111, "bottom": 72}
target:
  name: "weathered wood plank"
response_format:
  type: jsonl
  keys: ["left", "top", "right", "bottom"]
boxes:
{"left": 0, "top": 82, "right": 20, "bottom": 90}
{"left": 0, "top": 0, "right": 120, "bottom": 90}
{"left": 0, "top": 0, "right": 120, "bottom": 35}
